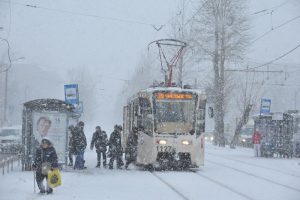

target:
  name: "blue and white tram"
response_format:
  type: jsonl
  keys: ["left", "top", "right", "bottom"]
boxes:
{"left": 122, "top": 87, "right": 207, "bottom": 169}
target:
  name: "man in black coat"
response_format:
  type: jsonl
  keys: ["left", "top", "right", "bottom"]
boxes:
{"left": 108, "top": 125, "right": 123, "bottom": 169}
{"left": 125, "top": 127, "right": 138, "bottom": 169}
{"left": 32, "top": 138, "right": 58, "bottom": 194}
{"left": 68, "top": 125, "right": 75, "bottom": 166}
{"left": 73, "top": 121, "right": 87, "bottom": 170}
{"left": 90, "top": 126, "right": 108, "bottom": 168}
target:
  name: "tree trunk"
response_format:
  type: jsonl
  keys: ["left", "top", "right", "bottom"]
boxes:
{"left": 230, "top": 103, "right": 253, "bottom": 148}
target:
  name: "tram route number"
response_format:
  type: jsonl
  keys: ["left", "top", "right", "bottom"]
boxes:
{"left": 156, "top": 146, "right": 174, "bottom": 152}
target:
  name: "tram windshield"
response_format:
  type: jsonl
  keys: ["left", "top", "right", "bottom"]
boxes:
{"left": 154, "top": 92, "right": 196, "bottom": 134}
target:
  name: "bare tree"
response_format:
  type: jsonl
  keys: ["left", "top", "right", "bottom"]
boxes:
{"left": 168, "top": 0, "right": 199, "bottom": 87}
{"left": 191, "top": 0, "right": 250, "bottom": 146}
{"left": 230, "top": 70, "right": 262, "bottom": 148}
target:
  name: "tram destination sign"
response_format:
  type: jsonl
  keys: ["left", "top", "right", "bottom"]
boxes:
{"left": 156, "top": 92, "right": 193, "bottom": 100}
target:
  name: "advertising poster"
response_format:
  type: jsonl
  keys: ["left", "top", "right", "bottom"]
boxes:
{"left": 33, "top": 111, "right": 67, "bottom": 163}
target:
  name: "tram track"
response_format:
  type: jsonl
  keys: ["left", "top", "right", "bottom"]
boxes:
{"left": 150, "top": 171, "right": 190, "bottom": 200}
{"left": 150, "top": 169, "right": 257, "bottom": 200}
{"left": 205, "top": 159, "right": 300, "bottom": 193}
{"left": 206, "top": 152, "right": 300, "bottom": 178}
{"left": 189, "top": 170, "right": 256, "bottom": 200}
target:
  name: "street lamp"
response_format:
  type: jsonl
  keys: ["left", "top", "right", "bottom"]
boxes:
{"left": 1, "top": 56, "right": 25, "bottom": 127}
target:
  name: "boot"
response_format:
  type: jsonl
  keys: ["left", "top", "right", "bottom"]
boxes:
{"left": 47, "top": 188, "right": 53, "bottom": 194}
{"left": 96, "top": 162, "right": 100, "bottom": 168}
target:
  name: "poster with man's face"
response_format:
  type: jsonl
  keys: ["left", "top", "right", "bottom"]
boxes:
{"left": 33, "top": 112, "right": 67, "bottom": 163}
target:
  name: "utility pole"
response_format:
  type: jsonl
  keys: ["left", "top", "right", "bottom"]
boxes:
{"left": 3, "top": 69, "right": 8, "bottom": 124}
{"left": 295, "top": 90, "right": 300, "bottom": 110}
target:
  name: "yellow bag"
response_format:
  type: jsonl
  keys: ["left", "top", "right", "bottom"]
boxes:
{"left": 47, "top": 169, "right": 62, "bottom": 188}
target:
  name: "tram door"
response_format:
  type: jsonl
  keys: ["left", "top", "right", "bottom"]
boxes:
{"left": 136, "top": 97, "right": 155, "bottom": 164}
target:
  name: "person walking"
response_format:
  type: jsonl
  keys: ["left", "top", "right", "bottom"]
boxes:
{"left": 90, "top": 126, "right": 108, "bottom": 168}
{"left": 252, "top": 129, "right": 262, "bottom": 157}
{"left": 32, "top": 138, "right": 58, "bottom": 194}
{"left": 125, "top": 127, "right": 138, "bottom": 169}
{"left": 68, "top": 125, "right": 75, "bottom": 166}
{"left": 73, "top": 121, "right": 87, "bottom": 170}
{"left": 108, "top": 125, "right": 123, "bottom": 169}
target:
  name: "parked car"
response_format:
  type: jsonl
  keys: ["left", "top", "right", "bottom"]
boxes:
{"left": 239, "top": 126, "right": 253, "bottom": 148}
{"left": 0, "top": 126, "right": 22, "bottom": 154}
{"left": 204, "top": 132, "right": 214, "bottom": 143}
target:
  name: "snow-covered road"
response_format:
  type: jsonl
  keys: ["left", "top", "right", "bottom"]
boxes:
{"left": 1, "top": 144, "right": 299, "bottom": 200}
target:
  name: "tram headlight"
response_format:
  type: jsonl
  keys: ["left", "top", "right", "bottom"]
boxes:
{"left": 157, "top": 139, "right": 167, "bottom": 145}
{"left": 182, "top": 140, "right": 191, "bottom": 145}
{"left": 242, "top": 138, "right": 246, "bottom": 142}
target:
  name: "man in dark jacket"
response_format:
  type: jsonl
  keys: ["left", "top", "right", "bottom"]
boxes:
{"left": 108, "top": 125, "right": 123, "bottom": 169}
{"left": 32, "top": 138, "right": 58, "bottom": 194}
{"left": 68, "top": 125, "right": 75, "bottom": 166}
{"left": 73, "top": 121, "right": 87, "bottom": 169}
{"left": 90, "top": 126, "right": 108, "bottom": 168}
{"left": 125, "top": 127, "right": 138, "bottom": 169}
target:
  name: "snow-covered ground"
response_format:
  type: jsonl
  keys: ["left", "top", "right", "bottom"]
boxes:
{"left": 0, "top": 144, "right": 300, "bottom": 200}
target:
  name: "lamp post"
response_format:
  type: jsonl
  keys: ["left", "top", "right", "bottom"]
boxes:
{"left": 1, "top": 57, "right": 25, "bottom": 126}
{"left": 295, "top": 90, "right": 300, "bottom": 110}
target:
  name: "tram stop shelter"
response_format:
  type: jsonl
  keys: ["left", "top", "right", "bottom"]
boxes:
{"left": 21, "top": 99, "right": 80, "bottom": 170}
{"left": 254, "top": 112, "right": 293, "bottom": 158}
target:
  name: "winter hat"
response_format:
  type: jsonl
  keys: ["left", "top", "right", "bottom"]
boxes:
{"left": 68, "top": 125, "right": 75, "bottom": 130}
{"left": 41, "top": 137, "right": 52, "bottom": 145}
{"left": 96, "top": 126, "right": 101, "bottom": 130}
{"left": 117, "top": 125, "right": 123, "bottom": 131}
{"left": 78, "top": 121, "right": 85, "bottom": 127}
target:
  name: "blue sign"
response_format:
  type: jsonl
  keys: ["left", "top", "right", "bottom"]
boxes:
{"left": 260, "top": 98, "right": 271, "bottom": 114}
{"left": 74, "top": 101, "right": 84, "bottom": 114}
{"left": 64, "top": 84, "right": 79, "bottom": 105}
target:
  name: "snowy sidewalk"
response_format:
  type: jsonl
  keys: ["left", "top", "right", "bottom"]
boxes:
{"left": 0, "top": 144, "right": 299, "bottom": 200}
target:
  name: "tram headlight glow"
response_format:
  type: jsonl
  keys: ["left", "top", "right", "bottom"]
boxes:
{"left": 157, "top": 140, "right": 167, "bottom": 145}
{"left": 182, "top": 140, "right": 191, "bottom": 145}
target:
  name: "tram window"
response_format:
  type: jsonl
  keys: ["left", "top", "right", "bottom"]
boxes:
{"left": 196, "top": 122, "right": 205, "bottom": 137}
{"left": 197, "top": 109, "right": 205, "bottom": 120}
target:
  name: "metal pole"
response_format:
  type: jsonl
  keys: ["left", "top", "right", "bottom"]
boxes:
{"left": 295, "top": 90, "right": 299, "bottom": 110}
{"left": 3, "top": 69, "right": 8, "bottom": 125}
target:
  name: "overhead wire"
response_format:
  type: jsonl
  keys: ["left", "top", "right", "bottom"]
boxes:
{"left": 183, "top": 0, "right": 209, "bottom": 26}
{"left": 0, "top": 0, "right": 165, "bottom": 30}
{"left": 245, "top": 43, "right": 300, "bottom": 71}
{"left": 250, "top": 15, "right": 300, "bottom": 45}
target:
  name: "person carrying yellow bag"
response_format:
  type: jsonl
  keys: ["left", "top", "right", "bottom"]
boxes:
{"left": 48, "top": 169, "right": 62, "bottom": 188}
{"left": 32, "top": 138, "right": 60, "bottom": 194}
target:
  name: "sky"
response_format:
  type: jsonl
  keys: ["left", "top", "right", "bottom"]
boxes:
{"left": 0, "top": 0, "right": 300, "bottom": 129}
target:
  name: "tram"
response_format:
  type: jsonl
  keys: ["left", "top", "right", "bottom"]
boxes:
{"left": 122, "top": 86, "right": 207, "bottom": 169}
